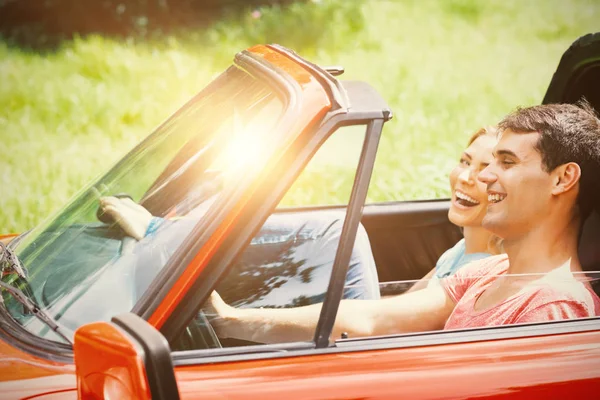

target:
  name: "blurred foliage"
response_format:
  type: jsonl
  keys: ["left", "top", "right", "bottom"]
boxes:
{"left": 1, "top": 0, "right": 599, "bottom": 232}
{"left": 0, "top": 0, "right": 337, "bottom": 49}
{"left": 209, "top": 0, "right": 364, "bottom": 56}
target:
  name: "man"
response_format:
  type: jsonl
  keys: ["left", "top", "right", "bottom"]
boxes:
{"left": 207, "top": 101, "right": 600, "bottom": 344}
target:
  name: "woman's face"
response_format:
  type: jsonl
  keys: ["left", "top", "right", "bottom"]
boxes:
{"left": 448, "top": 133, "right": 496, "bottom": 227}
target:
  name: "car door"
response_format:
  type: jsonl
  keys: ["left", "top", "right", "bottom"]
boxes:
{"left": 168, "top": 205, "right": 600, "bottom": 399}
{"left": 167, "top": 209, "right": 600, "bottom": 399}
{"left": 169, "top": 321, "right": 600, "bottom": 399}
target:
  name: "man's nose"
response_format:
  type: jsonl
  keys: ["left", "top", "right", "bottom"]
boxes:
{"left": 478, "top": 164, "right": 496, "bottom": 184}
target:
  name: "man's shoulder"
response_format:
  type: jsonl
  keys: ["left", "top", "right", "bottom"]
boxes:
{"left": 519, "top": 277, "right": 600, "bottom": 317}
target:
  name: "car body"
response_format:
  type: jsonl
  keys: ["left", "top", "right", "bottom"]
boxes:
{"left": 1, "top": 34, "right": 600, "bottom": 399}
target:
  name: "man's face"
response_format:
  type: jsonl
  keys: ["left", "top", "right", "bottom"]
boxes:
{"left": 478, "top": 129, "right": 554, "bottom": 239}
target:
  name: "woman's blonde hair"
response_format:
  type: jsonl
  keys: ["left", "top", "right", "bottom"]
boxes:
{"left": 467, "top": 125, "right": 499, "bottom": 146}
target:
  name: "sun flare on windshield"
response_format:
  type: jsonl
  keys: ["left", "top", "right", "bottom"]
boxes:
{"left": 218, "top": 106, "right": 277, "bottom": 175}
{"left": 221, "top": 135, "right": 266, "bottom": 171}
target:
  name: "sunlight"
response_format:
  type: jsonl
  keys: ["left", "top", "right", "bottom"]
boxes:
{"left": 220, "top": 133, "right": 267, "bottom": 172}
{"left": 218, "top": 107, "right": 275, "bottom": 175}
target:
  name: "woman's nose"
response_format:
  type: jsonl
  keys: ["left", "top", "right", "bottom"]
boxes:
{"left": 458, "top": 168, "right": 475, "bottom": 184}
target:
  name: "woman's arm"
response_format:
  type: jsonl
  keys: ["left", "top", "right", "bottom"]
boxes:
{"left": 208, "top": 282, "right": 455, "bottom": 344}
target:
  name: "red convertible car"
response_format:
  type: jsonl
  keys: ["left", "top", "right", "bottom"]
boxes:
{"left": 0, "top": 34, "right": 599, "bottom": 399}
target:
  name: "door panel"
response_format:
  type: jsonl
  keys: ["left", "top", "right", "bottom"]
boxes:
{"left": 361, "top": 200, "right": 462, "bottom": 283}
{"left": 173, "top": 330, "right": 600, "bottom": 399}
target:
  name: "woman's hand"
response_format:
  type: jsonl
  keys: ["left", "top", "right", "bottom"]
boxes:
{"left": 99, "top": 196, "right": 153, "bottom": 240}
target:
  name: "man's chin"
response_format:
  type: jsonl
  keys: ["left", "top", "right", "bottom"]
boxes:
{"left": 482, "top": 214, "right": 505, "bottom": 234}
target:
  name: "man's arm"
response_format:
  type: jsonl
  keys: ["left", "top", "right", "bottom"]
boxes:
{"left": 406, "top": 267, "right": 437, "bottom": 293}
{"left": 208, "top": 282, "right": 456, "bottom": 344}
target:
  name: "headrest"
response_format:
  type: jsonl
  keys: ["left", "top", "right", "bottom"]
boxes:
{"left": 579, "top": 210, "right": 600, "bottom": 271}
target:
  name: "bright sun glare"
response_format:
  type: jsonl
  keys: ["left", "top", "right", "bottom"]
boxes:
{"left": 219, "top": 108, "right": 274, "bottom": 174}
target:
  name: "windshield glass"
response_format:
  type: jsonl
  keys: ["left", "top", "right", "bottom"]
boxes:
{"left": 5, "top": 65, "right": 286, "bottom": 342}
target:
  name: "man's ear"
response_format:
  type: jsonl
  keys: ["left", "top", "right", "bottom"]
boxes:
{"left": 551, "top": 162, "right": 581, "bottom": 195}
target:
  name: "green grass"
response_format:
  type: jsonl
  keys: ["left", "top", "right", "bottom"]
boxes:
{"left": 1, "top": 0, "right": 599, "bottom": 233}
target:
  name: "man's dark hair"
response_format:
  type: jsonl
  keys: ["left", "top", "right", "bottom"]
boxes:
{"left": 498, "top": 99, "right": 600, "bottom": 220}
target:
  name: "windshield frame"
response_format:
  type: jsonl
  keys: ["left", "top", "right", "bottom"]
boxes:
{"left": 133, "top": 48, "right": 308, "bottom": 325}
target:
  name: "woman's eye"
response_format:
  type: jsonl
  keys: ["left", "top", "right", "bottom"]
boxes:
{"left": 460, "top": 158, "right": 470, "bottom": 166}
{"left": 501, "top": 159, "right": 515, "bottom": 166}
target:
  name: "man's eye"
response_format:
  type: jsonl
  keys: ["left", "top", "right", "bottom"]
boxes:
{"left": 501, "top": 159, "right": 515, "bottom": 166}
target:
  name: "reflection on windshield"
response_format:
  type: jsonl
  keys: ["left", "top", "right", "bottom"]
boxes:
{"left": 4, "top": 66, "right": 286, "bottom": 341}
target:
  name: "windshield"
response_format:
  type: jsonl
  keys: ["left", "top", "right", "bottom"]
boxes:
{"left": 5, "top": 65, "right": 287, "bottom": 342}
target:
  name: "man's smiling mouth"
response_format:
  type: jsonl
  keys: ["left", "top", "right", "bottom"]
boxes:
{"left": 488, "top": 193, "right": 507, "bottom": 203}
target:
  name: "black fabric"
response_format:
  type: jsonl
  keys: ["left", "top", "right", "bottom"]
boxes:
{"left": 361, "top": 201, "right": 462, "bottom": 283}
{"left": 580, "top": 210, "right": 600, "bottom": 272}
{"left": 543, "top": 32, "right": 600, "bottom": 109}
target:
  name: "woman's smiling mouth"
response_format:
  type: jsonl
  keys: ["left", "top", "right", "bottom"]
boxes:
{"left": 454, "top": 190, "right": 480, "bottom": 207}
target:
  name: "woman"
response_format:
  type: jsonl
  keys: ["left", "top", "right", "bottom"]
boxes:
{"left": 408, "top": 125, "right": 501, "bottom": 292}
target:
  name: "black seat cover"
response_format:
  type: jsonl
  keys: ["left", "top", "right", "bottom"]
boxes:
{"left": 580, "top": 210, "right": 600, "bottom": 271}
{"left": 579, "top": 210, "right": 600, "bottom": 296}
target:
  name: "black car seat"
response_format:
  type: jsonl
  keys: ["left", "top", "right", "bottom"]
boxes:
{"left": 579, "top": 210, "right": 600, "bottom": 294}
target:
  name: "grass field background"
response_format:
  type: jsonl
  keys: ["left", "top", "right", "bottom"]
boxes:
{"left": 1, "top": 0, "right": 599, "bottom": 233}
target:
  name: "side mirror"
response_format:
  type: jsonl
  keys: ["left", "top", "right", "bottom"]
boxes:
{"left": 74, "top": 313, "right": 180, "bottom": 400}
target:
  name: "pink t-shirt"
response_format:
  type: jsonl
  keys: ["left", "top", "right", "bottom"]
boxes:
{"left": 442, "top": 255, "right": 600, "bottom": 330}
